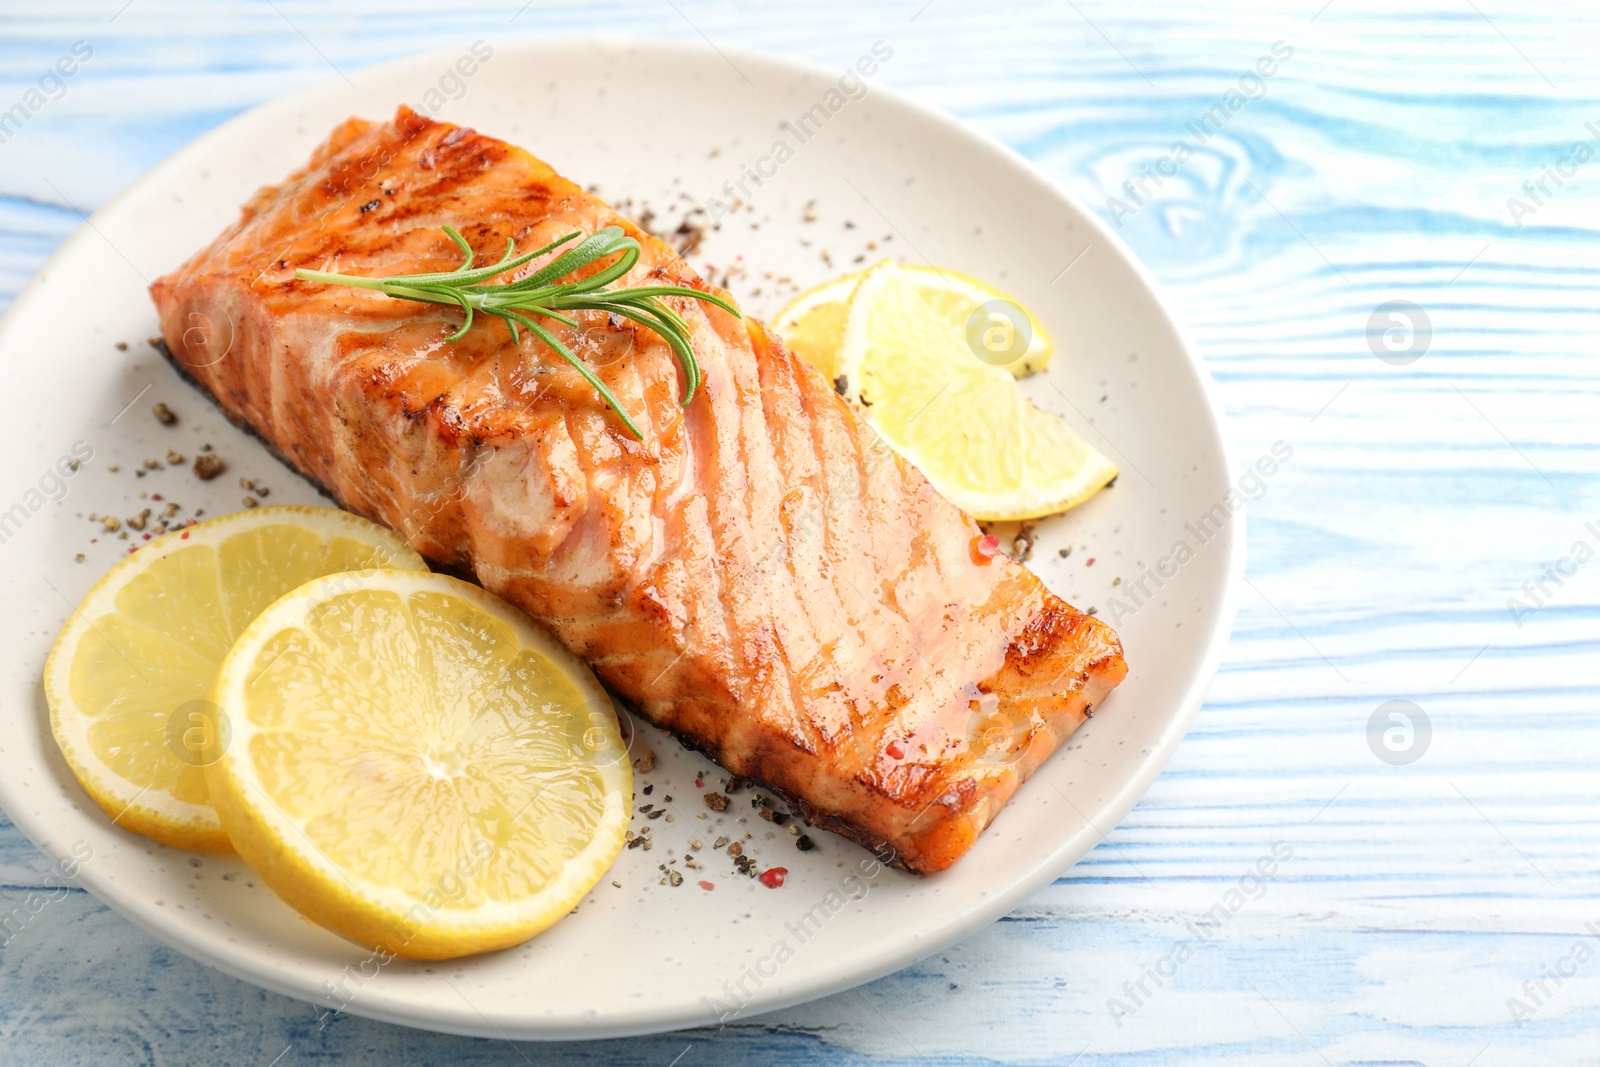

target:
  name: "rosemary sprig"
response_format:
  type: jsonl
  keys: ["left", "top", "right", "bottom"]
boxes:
{"left": 295, "top": 225, "right": 739, "bottom": 439}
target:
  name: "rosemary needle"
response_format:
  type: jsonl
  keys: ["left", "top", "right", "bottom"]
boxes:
{"left": 295, "top": 225, "right": 739, "bottom": 439}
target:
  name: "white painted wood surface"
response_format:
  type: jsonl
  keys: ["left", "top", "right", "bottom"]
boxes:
{"left": 2, "top": 1, "right": 1597, "bottom": 1062}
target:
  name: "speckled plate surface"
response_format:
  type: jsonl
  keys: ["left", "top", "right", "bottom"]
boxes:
{"left": 0, "top": 38, "right": 1240, "bottom": 1039}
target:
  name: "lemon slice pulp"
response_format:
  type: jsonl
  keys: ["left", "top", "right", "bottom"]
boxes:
{"left": 205, "top": 569, "right": 631, "bottom": 959}
{"left": 44, "top": 506, "right": 427, "bottom": 851}
{"left": 834, "top": 261, "right": 1118, "bottom": 521}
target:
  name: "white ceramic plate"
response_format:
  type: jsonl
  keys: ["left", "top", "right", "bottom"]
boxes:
{"left": 0, "top": 38, "right": 1241, "bottom": 1039}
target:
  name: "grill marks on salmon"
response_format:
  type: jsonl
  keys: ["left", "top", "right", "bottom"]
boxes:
{"left": 150, "top": 107, "right": 1127, "bottom": 873}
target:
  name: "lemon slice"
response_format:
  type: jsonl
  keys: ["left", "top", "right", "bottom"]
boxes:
{"left": 774, "top": 263, "right": 1052, "bottom": 381}
{"left": 771, "top": 270, "right": 862, "bottom": 381}
{"left": 835, "top": 261, "right": 1118, "bottom": 521}
{"left": 44, "top": 506, "right": 427, "bottom": 851}
{"left": 205, "top": 569, "right": 631, "bottom": 959}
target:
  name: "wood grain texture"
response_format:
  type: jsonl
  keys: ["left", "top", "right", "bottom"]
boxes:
{"left": 2, "top": 0, "right": 1598, "bottom": 1062}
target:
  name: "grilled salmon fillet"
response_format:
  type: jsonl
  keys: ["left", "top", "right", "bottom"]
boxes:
{"left": 150, "top": 106, "right": 1126, "bottom": 874}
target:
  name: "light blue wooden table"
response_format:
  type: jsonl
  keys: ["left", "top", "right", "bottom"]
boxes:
{"left": 3, "top": 1, "right": 1596, "bottom": 1063}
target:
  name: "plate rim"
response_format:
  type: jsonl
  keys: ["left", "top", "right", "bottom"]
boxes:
{"left": 0, "top": 34, "right": 1245, "bottom": 1040}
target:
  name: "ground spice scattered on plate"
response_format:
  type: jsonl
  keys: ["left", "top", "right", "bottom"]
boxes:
{"left": 152, "top": 403, "right": 176, "bottom": 425}
{"left": 704, "top": 792, "right": 729, "bottom": 812}
{"left": 1010, "top": 522, "right": 1036, "bottom": 563}
{"left": 193, "top": 454, "right": 224, "bottom": 480}
{"left": 758, "top": 867, "right": 787, "bottom": 888}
